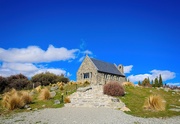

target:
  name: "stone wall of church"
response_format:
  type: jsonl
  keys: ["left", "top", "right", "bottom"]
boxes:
{"left": 77, "top": 56, "right": 98, "bottom": 84}
{"left": 97, "top": 72, "right": 125, "bottom": 85}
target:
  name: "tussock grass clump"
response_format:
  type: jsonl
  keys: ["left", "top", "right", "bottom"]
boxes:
{"left": 64, "top": 96, "right": 71, "bottom": 103}
{"left": 20, "top": 91, "right": 32, "bottom": 104}
{"left": 84, "top": 81, "right": 90, "bottom": 85}
{"left": 59, "top": 86, "right": 64, "bottom": 91}
{"left": 103, "top": 82, "right": 125, "bottom": 96}
{"left": 143, "top": 94, "right": 166, "bottom": 111}
{"left": 2, "top": 89, "right": 32, "bottom": 110}
{"left": 38, "top": 88, "right": 51, "bottom": 100}
{"left": 35, "top": 86, "right": 41, "bottom": 93}
{"left": 122, "top": 82, "right": 134, "bottom": 87}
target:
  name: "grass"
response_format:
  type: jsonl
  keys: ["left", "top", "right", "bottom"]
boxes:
{"left": 0, "top": 82, "right": 89, "bottom": 116}
{"left": 119, "top": 86, "right": 180, "bottom": 118}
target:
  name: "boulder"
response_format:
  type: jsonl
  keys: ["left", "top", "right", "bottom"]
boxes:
{"left": 50, "top": 91, "right": 56, "bottom": 98}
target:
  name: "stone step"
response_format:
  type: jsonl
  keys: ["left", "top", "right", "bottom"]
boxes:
{"left": 64, "top": 85, "right": 126, "bottom": 110}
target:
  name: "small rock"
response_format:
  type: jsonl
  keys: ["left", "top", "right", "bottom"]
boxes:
{"left": 111, "top": 98, "right": 119, "bottom": 102}
{"left": 179, "top": 99, "right": 180, "bottom": 102}
{"left": 149, "top": 90, "right": 152, "bottom": 92}
{"left": 169, "top": 108, "right": 180, "bottom": 112}
{"left": 120, "top": 106, "right": 131, "bottom": 112}
{"left": 54, "top": 100, "right": 60, "bottom": 105}
{"left": 50, "top": 85, "right": 58, "bottom": 91}
{"left": 172, "top": 92, "right": 176, "bottom": 94}
{"left": 164, "top": 88, "right": 170, "bottom": 92}
{"left": 27, "top": 108, "right": 32, "bottom": 111}
{"left": 42, "top": 104, "right": 46, "bottom": 108}
{"left": 77, "top": 86, "right": 92, "bottom": 92}
{"left": 24, "top": 104, "right": 30, "bottom": 109}
{"left": 50, "top": 91, "right": 56, "bottom": 98}
{"left": 33, "top": 108, "right": 38, "bottom": 111}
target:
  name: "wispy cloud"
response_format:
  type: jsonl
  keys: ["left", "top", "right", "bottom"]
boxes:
{"left": 166, "top": 82, "right": 180, "bottom": 86}
{"left": 127, "top": 69, "right": 176, "bottom": 82}
{"left": 124, "top": 65, "right": 133, "bottom": 73}
{"left": 78, "top": 50, "right": 93, "bottom": 62}
{"left": 79, "top": 39, "right": 86, "bottom": 50}
{"left": 0, "top": 45, "right": 79, "bottom": 63}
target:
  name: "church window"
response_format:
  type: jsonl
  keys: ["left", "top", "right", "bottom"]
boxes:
{"left": 84, "top": 73, "right": 89, "bottom": 79}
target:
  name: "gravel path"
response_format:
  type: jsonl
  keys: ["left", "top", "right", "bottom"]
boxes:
{"left": 0, "top": 107, "right": 180, "bottom": 124}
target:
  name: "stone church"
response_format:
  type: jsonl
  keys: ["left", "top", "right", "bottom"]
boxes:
{"left": 77, "top": 55, "right": 126, "bottom": 85}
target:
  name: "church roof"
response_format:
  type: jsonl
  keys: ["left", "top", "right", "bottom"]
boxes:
{"left": 90, "top": 58, "right": 125, "bottom": 76}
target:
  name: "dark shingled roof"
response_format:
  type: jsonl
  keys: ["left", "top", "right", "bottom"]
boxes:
{"left": 90, "top": 58, "right": 125, "bottom": 76}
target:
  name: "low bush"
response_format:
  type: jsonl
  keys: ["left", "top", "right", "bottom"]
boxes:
{"left": 143, "top": 94, "right": 166, "bottom": 111}
{"left": 103, "top": 82, "right": 125, "bottom": 96}
{"left": 38, "top": 88, "right": 51, "bottom": 100}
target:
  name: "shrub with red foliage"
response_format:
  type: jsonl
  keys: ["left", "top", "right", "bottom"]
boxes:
{"left": 103, "top": 82, "right": 125, "bottom": 96}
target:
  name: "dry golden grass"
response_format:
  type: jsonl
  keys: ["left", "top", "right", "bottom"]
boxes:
{"left": 20, "top": 91, "right": 32, "bottom": 104}
{"left": 38, "top": 88, "right": 51, "bottom": 100}
{"left": 2, "top": 89, "right": 20, "bottom": 110}
{"left": 72, "top": 82, "right": 77, "bottom": 85}
{"left": 64, "top": 96, "right": 71, "bottom": 103}
{"left": 122, "top": 82, "right": 134, "bottom": 87}
{"left": 35, "top": 86, "right": 41, "bottom": 93}
{"left": 59, "top": 86, "right": 64, "bottom": 91}
{"left": 2, "top": 89, "right": 32, "bottom": 110}
{"left": 143, "top": 94, "right": 166, "bottom": 111}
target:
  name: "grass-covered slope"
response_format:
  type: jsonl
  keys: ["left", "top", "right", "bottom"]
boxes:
{"left": 120, "top": 86, "right": 180, "bottom": 118}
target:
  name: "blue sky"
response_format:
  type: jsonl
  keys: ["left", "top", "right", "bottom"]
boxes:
{"left": 0, "top": 0, "right": 179, "bottom": 86}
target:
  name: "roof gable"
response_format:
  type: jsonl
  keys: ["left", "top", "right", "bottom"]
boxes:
{"left": 90, "top": 58, "right": 125, "bottom": 76}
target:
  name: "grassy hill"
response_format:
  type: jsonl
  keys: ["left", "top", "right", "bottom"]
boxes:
{"left": 120, "top": 86, "right": 180, "bottom": 118}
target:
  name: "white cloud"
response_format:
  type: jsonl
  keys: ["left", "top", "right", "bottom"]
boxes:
{"left": 0, "top": 62, "right": 67, "bottom": 77}
{"left": 124, "top": 65, "right": 133, "bottom": 73}
{"left": 166, "top": 82, "right": 180, "bottom": 87}
{"left": 0, "top": 45, "right": 79, "bottom": 78}
{"left": 2, "top": 62, "right": 38, "bottom": 72}
{"left": 0, "top": 45, "right": 79, "bottom": 63}
{"left": 127, "top": 69, "right": 176, "bottom": 82}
